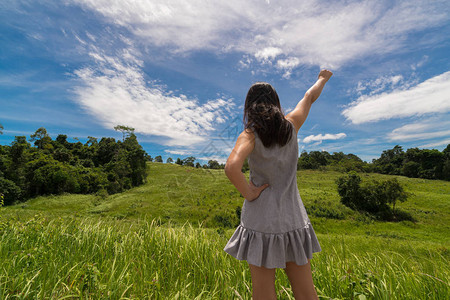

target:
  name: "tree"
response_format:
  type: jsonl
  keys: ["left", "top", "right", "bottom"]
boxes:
{"left": 336, "top": 171, "right": 362, "bottom": 210}
{"left": 331, "top": 152, "right": 346, "bottom": 162}
{"left": 7, "top": 136, "right": 30, "bottom": 190}
{"left": 195, "top": 162, "right": 201, "bottom": 168}
{"left": 53, "top": 148, "right": 72, "bottom": 163}
{"left": 175, "top": 158, "right": 182, "bottom": 165}
{"left": 373, "top": 145, "right": 404, "bottom": 175}
{"left": 114, "top": 125, "right": 135, "bottom": 142}
{"left": 85, "top": 136, "right": 98, "bottom": 147}
{"left": 309, "top": 151, "right": 329, "bottom": 166}
{"left": 402, "top": 161, "right": 420, "bottom": 178}
{"left": 10, "top": 136, "right": 30, "bottom": 164}
{"left": 208, "top": 160, "right": 220, "bottom": 169}
{"left": 0, "top": 122, "right": 3, "bottom": 135}
{"left": 55, "top": 134, "right": 69, "bottom": 146}
{"left": 442, "top": 160, "right": 450, "bottom": 181}
{"left": 382, "top": 178, "right": 408, "bottom": 218}
{"left": 30, "top": 127, "right": 52, "bottom": 150}
{"left": 443, "top": 144, "right": 450, "bottom": 158}
{"left": 166, "top": 157, "right": 173, "bottom": 163}
{"left": 182, "top": 156, "right": 196, "bottom": 167}
{"left": 122, "top": 133, "right": 147, "bottom": 186}
{"left": 154, "top": 155, "right": 163, "bottom": 163}
{"left": 242, "top": 158, "right": 249, "bottom": 172}
{"left": 297, "top": 151, "right": 319, "bottom": 170}
{"left": 95, "top": 138, "right": 118, "bottom": 166}
{"left": 0, "top": 177, "right": 22, "bottom": 205}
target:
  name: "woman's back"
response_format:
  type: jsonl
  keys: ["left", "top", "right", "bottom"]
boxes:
{"left": 242, "top": 120, "right": 310, "bottom": 233}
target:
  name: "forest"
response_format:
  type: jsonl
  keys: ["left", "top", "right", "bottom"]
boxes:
{"left": 0, "top": 127, "right": 147, "bottom": 205}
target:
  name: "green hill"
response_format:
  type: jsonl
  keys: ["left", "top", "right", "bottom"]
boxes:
{"left": 5, "top": 162, "right": 449, "bottom": 243}
{"left": 1, "top": 162, "right": 449, "bottom": 298}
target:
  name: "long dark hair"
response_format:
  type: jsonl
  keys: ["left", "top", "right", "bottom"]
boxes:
{"left": 243, "top": 82, "right": 293, "bottom": 148}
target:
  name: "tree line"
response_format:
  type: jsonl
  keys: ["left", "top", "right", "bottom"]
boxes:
{"left": 148, "top": 143, "right": 450, "bottom": 181}
{"left": 297, "top": 144, "right": 450, "bottom": 181}
{"left": 372, "top": 145, "right": 450, "bottom": 180}
{"left": 0, "top": 126, "right": 147, "bottom": 206}
{"left": 147, "top": 155, "right": 228, "bottom": 170}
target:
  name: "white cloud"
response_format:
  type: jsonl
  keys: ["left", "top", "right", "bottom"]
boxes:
{"left": 73, "top": 50, "right": 235, "bottom": 146}
{"left": 73, "top": 33, "right": 87, "bottom": 45}
{"left": 276, "top": 57, "right": 301, "bottom": 78}
{"left": 387, "top": 119, "right": 450, "bottom": 142}
{"left": 390, "top": 75, "right": 403, "bottom": 85}
{"left": 354, "top": 75, "right": 405, "bottom": 95}
{"left": 276, "top": 57, "right": 301, "bottom": 70}
{"left": 388, "top": 130, "right": 450, "bottom": 142}
{"left": 419, "top": 139, "right": 450, "bottom": 148}
{"left": 255, "top": 47, "right": 282, "bottom": 62}
{"left": 303, "top": 133, "right": 346, "bottom": 144}
{"left": 238, "top": 55, "right": 252, "bottom": 70}
{"left": 72, "top": 0, "right": 449, "bottom": 69}
{"left": 342, "top": 71, "right": 450, "bottom": 124}
{"left": 164, "top": 149, "right": 191, "bottom": 155}
{"left": 389, "top": 122, "right": 432, "bottom": 135}
{"left": 411, "top": 55, "right": 429, "bottom": 70}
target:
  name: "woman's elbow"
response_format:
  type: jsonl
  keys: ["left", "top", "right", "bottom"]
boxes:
{"left": 224, "top": 163, "right": 232, "bottom": 176}
{"left": 224, "top": 162, "right": 238, "bottom": 176}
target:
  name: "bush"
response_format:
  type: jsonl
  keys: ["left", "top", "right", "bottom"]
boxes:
{"left": 402, "top": 161, "right": 420, "bottom": 178}
{"left": 95, "top": 188, "right": 109, "bottom": 200}
{"left": 0, "top": 177, "right": 22, "bottom": 205}
{"left": 336, "top": 172, "right": 362, "bottom": 210}
{"left": 359, "top": 180, "right": 391, "bottom": 214}
{"left": 336, "top": 172, "right": 409, "bottom": 221}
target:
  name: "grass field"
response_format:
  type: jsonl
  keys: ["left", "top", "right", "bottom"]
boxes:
{"left": 1, "top": 162, "right": 449, "bottom": 299}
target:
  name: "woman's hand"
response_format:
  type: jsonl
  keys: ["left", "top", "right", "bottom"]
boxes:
{"left": 245, "top": 180, "right": 269, "bottom": 201}
{"left": 318, "top": 69, "right": 333, "bottom": 82}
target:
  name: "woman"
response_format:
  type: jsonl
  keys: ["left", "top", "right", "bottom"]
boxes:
{"left": 223, "top": 69, "right": 333, "bottom": 299}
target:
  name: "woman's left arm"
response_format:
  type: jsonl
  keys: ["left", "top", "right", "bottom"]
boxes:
{"left": 224, "top": 130, "right": 269, "bottom": 201}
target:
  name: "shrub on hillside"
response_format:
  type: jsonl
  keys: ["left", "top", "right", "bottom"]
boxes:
{"left": 0, "top": 177, "right": 22, "bottom": 205}
{"left": 336, "top": 172, "right": 410, "bottom": 221}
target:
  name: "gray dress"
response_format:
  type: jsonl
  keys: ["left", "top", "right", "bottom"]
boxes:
{"left": 223, "top": 120, "right": 321, "bottom": 269}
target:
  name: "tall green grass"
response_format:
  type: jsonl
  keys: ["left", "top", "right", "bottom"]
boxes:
{"left": 1, "top": 163, "right": 449, "bottom": 298}
{"left": 0, "top": 214, "right": 448, "bottom": 299}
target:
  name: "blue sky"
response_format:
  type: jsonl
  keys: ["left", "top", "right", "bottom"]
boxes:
{"left": 1, "top": 0, "right": 449, "bottom": 163}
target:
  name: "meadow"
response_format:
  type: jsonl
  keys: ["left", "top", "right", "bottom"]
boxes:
{"left": 0, "top": 162, "right": 449, "bottom": 299}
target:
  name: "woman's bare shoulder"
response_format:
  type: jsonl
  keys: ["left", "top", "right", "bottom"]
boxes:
{"left": 240, "top": 127, "right": 255, "bottom": 141}
{"left": 285, "top": 117, "right": 299, "bottom": 135}
{"left": 229, "top": 128, "right": 256, "bottom": 158}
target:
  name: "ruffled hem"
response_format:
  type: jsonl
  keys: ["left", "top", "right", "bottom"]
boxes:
{"left": 223, "top": 223, "right": 321, "bottom": 269}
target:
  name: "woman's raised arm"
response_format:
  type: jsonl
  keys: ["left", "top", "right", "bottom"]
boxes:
{"left": 285, "top": 69, "right": 333, "bottom": 133}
